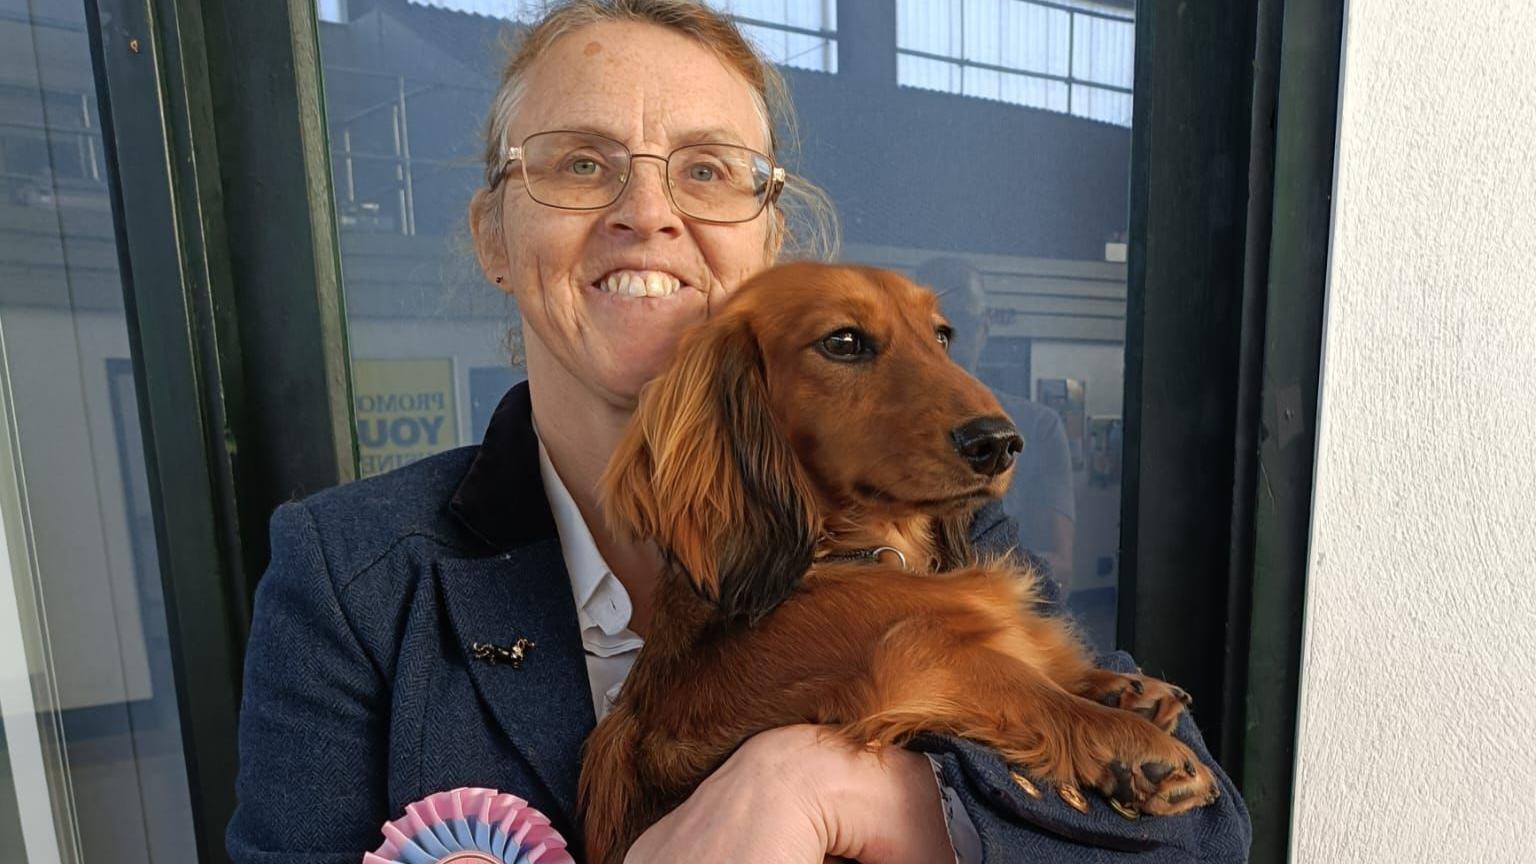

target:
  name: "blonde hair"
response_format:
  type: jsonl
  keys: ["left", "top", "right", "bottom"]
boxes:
{"left": 472, "top": 0, "right": 838, "bottom": 260}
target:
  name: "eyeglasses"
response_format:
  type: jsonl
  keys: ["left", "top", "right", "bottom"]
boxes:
{"left": 492, "top": 130, "right": 786, "bottom": 224}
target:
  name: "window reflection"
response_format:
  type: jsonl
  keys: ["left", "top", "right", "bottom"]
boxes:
{"left": 0, "top": 5, "right": 197, "bottom": 861}
{"left": 898, "top": 0, "right": 1135, "bottom": 126}
{"left": 317, "top": 0, "right": 1131, "bottom": 650}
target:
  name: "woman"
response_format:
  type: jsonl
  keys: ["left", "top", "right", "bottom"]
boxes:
{"left": 227, "top": 2, "right": 1248, "bottom": 862}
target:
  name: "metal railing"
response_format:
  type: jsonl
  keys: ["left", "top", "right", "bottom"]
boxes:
{"left": 897, "top": 0, "right": 1134, "bottom": 125}
{"left": 325, "top": 65, "right": 493, "bottom": 236}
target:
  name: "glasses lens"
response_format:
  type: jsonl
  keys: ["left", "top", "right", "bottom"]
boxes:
{"left": 519, "top": 131, "right": 629, "bottom": 209}
{"left": 668, "top": 144, "right": 773, "bottom": 222}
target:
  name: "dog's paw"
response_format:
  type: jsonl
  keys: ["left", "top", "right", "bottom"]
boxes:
{"left": 1082, "top": 670, "right": 1192, "bottom": 734}
{"left": 1090, "top": 733, "right": 1221, "bottom": 817}
{"left": 1003, "top": 704, "right": 1220, "bottom": 818}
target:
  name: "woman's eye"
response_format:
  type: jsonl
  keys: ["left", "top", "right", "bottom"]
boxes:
{"left": 820, "top": 329, "right": 868, "bottom": 359}
{"left": 936, "top": 327, "right": 953, "bottom": 351}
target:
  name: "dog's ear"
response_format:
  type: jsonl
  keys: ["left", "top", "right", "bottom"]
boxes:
{"left": 603, "top": 315, "right": 818, "bottom": 623}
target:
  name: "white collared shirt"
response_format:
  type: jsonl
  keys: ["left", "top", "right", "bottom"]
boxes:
{"left": 536, "top": 439, "right": 644, "bottom": 721}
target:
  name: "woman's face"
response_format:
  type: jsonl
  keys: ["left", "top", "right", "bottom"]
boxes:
{"left": 473, "top": 21, "right": 778, "bottom": 409}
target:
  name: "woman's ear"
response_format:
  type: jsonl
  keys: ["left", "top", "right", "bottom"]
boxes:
{"left": 602, "top": 314, "right": 818, "bottom": 623}
{"left": 468, "top": 189, "right": 510, "bottom": 290}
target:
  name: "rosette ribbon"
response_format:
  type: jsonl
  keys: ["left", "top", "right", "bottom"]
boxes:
{"left": 364, "top": 787, "right": 575, "bottom": 864}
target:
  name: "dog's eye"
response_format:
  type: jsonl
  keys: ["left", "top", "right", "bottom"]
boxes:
{"left": 936, "top": 326, "right": 953, "bottom": 351}
{"left": 819, "top": 328, "right": 871, "bottom": 360}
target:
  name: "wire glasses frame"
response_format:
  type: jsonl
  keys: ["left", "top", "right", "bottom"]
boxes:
{"left": 491, "top": 129, "right": 787, "bottom": 225}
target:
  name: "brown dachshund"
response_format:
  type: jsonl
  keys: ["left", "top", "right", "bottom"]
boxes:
{"left": 579, "top": 262, "right": 1217, "bottom": 863}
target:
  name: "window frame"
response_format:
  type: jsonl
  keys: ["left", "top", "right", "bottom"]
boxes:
{"left": 83, "top": 0, "right": 354, "bottom": 857}
{"left": 1120, "top": 0, "right": 1343, "bottom": 860}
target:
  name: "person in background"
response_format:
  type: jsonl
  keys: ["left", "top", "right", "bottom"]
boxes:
{"left": 918, "top": 257, "right": 1078, "bottom": 591}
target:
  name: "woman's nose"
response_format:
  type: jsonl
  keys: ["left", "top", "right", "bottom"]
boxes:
{"left": 604, "top": 158, "right": 683, "bottom": 238}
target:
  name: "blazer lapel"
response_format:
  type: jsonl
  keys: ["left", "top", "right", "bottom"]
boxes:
{"left": 438, "top": 541, "right": 596, "bottom": 826}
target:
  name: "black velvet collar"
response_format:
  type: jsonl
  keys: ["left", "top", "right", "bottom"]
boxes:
{"left": 448, "top": 381, "right": 559, "bottom": 552}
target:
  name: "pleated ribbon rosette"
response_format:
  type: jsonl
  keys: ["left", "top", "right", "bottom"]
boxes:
{"left": 363, "top": 787, "right": 575, "bottom": 864}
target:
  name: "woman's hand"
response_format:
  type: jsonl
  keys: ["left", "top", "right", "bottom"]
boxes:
{"left": 623, "top": 725, "right": 953, "bottom": 864}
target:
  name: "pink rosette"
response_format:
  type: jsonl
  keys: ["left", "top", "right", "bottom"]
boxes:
{"left": 364, "top": 787, "right": 575, "bottom": 864}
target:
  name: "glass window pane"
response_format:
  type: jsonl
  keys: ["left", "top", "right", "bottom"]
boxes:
{"left": 0, "top": 4, "right": 197, "bottom": 861}
{"left": 317, "top": 0, "right": 1133, "bottom": 651}
{"left": 900, "top": 0, "right": 1131, "bottom": 128}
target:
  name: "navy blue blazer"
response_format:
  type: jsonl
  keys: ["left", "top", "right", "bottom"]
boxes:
{"left": 228, "top": 383, "right": 1250, "bottom": 863}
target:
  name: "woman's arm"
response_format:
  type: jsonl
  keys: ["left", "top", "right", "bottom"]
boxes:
{"left": 226, "top": 502, "right": 390, "bottom": 864}
{"left": 630, "top": 705, "right": 1247, "bottom": 863}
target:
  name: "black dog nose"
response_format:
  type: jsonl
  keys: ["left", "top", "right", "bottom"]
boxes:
{"left": 951, "top": 416, "right": 1024, "bottom": 477}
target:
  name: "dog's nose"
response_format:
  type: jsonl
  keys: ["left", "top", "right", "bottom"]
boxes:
{"left": 951, "top": 416, "right": 1024, "bottom": 477}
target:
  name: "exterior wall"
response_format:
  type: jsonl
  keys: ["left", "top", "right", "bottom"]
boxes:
{"left": 1291, "top": 1, "right": 1536, "bottom": 859}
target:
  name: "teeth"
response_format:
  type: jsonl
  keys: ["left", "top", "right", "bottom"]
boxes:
{"left": 598, "top": 270, "right": 682, "bottom": 298}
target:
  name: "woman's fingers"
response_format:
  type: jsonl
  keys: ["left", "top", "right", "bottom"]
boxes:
{"left": 624, "top": 726, "right": 957, "bottom": 864}
{"left": 807, "top": 738, "right": 954, "bottom": 864}
{"left": 623, "top": 728, "right": 827, "bottom": 863}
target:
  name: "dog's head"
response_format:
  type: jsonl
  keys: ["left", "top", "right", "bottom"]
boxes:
{"left": 603, "top": 262, "right": 1020, "bottom": 622}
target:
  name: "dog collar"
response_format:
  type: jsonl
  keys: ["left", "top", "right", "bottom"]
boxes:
{"left": 814, "top": 545, "right": 909, "bottom": 570}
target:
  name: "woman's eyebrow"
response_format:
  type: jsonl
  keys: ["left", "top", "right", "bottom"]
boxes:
{"left": 536, "top": 122, "right": 754, "bottom": 149}
{"left": 670, "top": 126, "right": 750, "bottom": 147}
{"left": 551, "top": 121, "right": 625, "bottom": 139}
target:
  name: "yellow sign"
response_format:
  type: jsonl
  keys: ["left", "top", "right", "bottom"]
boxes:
{"left": 353, "top": 358, "right": 458, "bottom": 478}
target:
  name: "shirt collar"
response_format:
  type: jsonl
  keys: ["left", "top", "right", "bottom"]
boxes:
{"left": 535, "top": 433, "right": 640, "bottom": 644}
{"left": 448, "top": 381, "right": 558, "bottom": 552}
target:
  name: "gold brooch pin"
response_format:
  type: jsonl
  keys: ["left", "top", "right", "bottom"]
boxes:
{"left": 471, "top": 638, "right": 536, "bottom": 669}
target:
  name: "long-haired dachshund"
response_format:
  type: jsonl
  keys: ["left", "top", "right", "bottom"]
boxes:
{"left": 579, "top": 262, "right": 1217, "bottom": 862}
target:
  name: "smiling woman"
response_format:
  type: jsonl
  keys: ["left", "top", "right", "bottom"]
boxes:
{"left": 226, "top": 2, "right": 1251, "bottom": 863}
{"left": 468, "top": 18, "right": 791, "bottom": 410}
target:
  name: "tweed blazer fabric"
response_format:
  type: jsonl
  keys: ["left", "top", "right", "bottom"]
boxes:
{"left": 227, "top": 382, "right": 1250, "bottom": 863}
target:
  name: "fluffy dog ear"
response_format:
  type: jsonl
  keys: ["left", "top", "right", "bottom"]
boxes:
{"left": 603, "top": 316, "right": 818, "bottom": 623}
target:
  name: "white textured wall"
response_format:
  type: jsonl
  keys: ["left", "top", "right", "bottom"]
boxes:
{"left": 1291, "top": 1, "right": 1536, "bottom": 860}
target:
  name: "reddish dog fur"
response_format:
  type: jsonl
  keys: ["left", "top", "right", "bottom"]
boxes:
{"left": 579, "top": 263, "right": 1217, "bottom": 863}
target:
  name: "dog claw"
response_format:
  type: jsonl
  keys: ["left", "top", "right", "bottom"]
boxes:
{"left": 1165, "top": 787, "right": 1198, "bottom": 806}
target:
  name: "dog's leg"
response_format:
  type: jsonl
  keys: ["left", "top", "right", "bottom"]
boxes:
{"left": 998, "top": 604, "right": 1194, "bottom": 735}
{"left": 579, "top": 708, "right": 646, "bottom": 864}
{"left": 841, "top": 618, "right": 1219, "bottom": 816}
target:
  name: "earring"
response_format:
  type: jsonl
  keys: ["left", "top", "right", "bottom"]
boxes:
{"left": 495, "top": 275, "right": 504, "bottom": 284}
